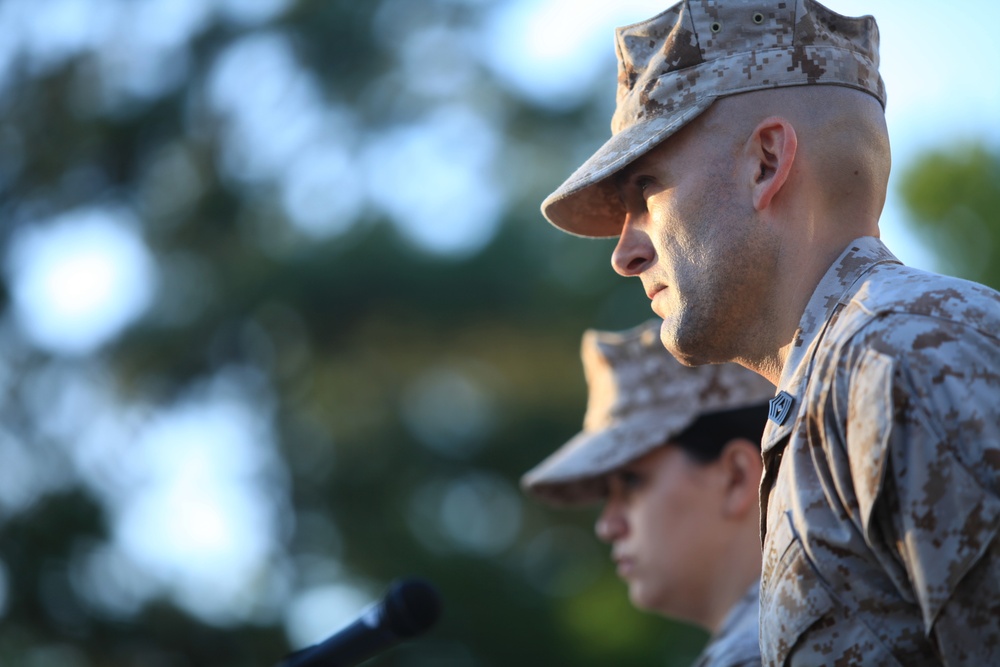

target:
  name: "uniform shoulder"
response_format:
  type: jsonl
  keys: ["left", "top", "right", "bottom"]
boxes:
{"left": 851, "top": 263, "right": 1000, "bottom": 329}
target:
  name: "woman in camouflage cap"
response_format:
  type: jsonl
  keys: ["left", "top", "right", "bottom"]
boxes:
{"left": 523, "top": 319, "right": 774, "bottom": 667}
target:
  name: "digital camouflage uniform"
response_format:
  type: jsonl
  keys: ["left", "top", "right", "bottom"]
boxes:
{"left": 693, "top": 581, "right": 761, "bottom": 667}
{"left": 759, "top": 236, "right": 1000, "bottom": 666}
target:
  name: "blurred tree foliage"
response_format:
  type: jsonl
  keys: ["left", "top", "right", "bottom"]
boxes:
{"left": 0, "top": 1, "right": 712, "bottom": 666}
{"left": 899, "top": 144, "right": 1000, "bottom": 289}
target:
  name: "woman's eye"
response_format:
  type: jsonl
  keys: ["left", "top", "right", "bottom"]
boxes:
{"left": 618, "top": 469, "right": 644, "bottom": 490}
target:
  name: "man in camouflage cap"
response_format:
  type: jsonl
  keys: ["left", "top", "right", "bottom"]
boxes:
{"left": 523, "top": 319, "right": 774, "bottom": 667}
{"left": 540, "top": 1, "right": 1000, "bottom": 665}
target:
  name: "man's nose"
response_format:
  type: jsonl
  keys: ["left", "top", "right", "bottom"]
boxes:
{"left": 611, "top": 215, "right": 654, "bottom": 277}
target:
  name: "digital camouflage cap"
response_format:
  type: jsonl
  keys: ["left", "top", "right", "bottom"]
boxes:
{"left": 521, "top": 319, "right": 775, "bottom": 506}
{"left": 541, "top": 0, "right": 886, "bottom": 237}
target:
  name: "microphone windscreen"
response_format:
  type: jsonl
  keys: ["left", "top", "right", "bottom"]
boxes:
{"left": 383, "top": 578, "right": 443, "bottom": 638}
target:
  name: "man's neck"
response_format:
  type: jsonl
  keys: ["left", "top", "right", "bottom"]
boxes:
{"left": 738, "top": 229, "right": 867, "bottom": 386}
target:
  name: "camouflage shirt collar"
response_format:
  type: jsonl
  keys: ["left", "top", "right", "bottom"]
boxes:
{"left": 693, "top": 579, "right": 761, "bottom": 667}
{"left": 762, "top": 236, "right": 901, "bottom": 451}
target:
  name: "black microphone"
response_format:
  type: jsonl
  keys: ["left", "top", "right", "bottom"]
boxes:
{"left": 277, "top": 578, "right": 443, "bottom": 667}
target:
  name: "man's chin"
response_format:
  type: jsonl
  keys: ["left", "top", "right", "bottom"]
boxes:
{"left": 659, "top": 325, "right": 709, "bottom": 367}
{"left": 660, "top": 319, "right": 734, "bottom": 367}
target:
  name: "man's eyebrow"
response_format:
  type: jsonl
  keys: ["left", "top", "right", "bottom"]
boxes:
{"left": 612, "top": 170, "right": 632, "bottom": 205}
{"left": 612, "top": 164, "right": 646, "bottom": 206}
{"left": 615, "top": 153, "right": 660, "bottom": 186}
{"left": 613, "top": 164, "right": 643, "bottom": 200}
{"left": 614, "top": 164, "right": 637, "bottom": 188}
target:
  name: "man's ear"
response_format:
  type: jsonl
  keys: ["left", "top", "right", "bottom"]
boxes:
{"left": 749, "top": 117, "right": 797, "bottom": 212}
{"left": 718, "top": 438, "right": 764, "bottom": 519}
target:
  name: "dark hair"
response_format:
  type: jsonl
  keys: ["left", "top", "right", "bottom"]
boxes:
{"left": 671, "top": 402, "right": 770, "bottom": 463}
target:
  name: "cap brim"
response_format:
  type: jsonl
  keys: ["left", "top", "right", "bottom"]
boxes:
{"left": 541, "top": 99, "right": 715, "bottom": 238}
{"left": 521, "top": 409, "right": 691, "bottom": 507}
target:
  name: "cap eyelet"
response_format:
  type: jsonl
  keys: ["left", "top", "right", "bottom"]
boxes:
{"left": 710, "top": 21, "right": 722, "bottom": 33}
{"left": 753, "top": 12, "right": 764, "bottom": 24}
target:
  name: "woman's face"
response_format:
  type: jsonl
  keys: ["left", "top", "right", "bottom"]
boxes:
{"left": 595, "top": 444, "right": 724, "bottom": 622}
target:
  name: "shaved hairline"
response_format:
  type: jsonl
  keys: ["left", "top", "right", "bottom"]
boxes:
{"left": 696, "top": 85, "right": 891, "bottom": 217}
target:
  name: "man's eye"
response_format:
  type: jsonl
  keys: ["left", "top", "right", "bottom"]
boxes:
{"left": 635, "top": 177, "right": 655, "bottom": 194}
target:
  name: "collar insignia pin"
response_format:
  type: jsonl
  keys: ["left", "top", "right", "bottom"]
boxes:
{"left": 768, "top": 391, "right": 794, "bottom": 426}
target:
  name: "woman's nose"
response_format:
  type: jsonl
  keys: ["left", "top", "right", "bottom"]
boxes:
{"left": 595, "top": 502, "right": 627, "bottom": 543}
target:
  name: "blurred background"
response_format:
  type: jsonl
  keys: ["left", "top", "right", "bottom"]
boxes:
{"left": 0, "top": 0, "right": 997, "bottom": 665}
